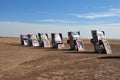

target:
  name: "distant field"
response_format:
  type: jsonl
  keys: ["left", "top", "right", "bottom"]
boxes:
{"left": 0, "top": 38, "right": 120, "bottom": 80}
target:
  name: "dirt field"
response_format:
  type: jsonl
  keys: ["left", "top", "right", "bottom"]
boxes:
{"left": 0, "top": 38, "right": 120, "bottom": 80}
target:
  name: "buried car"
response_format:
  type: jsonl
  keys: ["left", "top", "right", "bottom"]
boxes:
{"left": 67, "top": 31, "right": 85, "bottom": 51}
{"left": 91, "top": 30, "right": 112, "bottom": 54}
{"left": 38, "top": 33, "right": 51, "bottom": 48}
{"left": 31, "top": 34, "right": 39, "bottom": 47}
{"left": 51, "top": 33, "right": 65, "bottom": 49}
{"left": 20, "top": 34, "right": 32, "bottom": 46}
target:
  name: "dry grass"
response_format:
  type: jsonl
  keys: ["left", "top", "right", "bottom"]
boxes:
{"left": 0, "top": 38, "right": 120, "bottom": 80}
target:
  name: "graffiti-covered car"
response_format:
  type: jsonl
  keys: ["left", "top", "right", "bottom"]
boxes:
{"left": 67, "top": 31, "right": 85, "bottom": 51}
{"left": 91, "top": 30, "right": 112, "bottom": 54}
{"left": 51, "top": 33, "right": 65, "bottom": 49}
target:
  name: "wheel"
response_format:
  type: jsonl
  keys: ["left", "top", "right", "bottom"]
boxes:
{"left": 91, "top": 38, "right": 95, "bottom": 44}
{"left": 67, "top": 40, "right": 70, "bottom": 44}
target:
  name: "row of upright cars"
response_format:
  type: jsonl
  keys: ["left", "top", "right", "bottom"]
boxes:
{"left": 20, "top": 33, "right": 64, "bottom": 49}
{"left": 20, "top": 30, "right": 112, "bottom": 54}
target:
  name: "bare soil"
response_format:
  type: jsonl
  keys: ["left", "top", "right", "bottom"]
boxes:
{"left": 0, "top": 38, "right": 120, "bottom": 80}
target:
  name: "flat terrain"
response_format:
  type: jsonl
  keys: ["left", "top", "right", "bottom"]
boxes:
{"left": 0, "top": 38, "right": 120, "bottom": 80}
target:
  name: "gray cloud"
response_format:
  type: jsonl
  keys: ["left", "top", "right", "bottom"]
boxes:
{"left": 0, "top": 21, "right": 120, "bottom": 39}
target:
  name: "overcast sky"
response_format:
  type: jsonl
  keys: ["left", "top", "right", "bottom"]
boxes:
{"left": 0, "top": 0, "right": 120, "bottom": 39}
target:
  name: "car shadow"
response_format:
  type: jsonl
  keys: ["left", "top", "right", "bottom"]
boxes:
{"left": 44, "top": 48, "right": 71, "bottom": 51}
{"left": 98, "top": 56, "right": 120, "bottom": 59}
{"left": 6, "top": 43, "right": 22, "bottom": 46}
{"left": 64, "top": 51, "right": 99, "bottom": 54}
{"left": 6, "top": 43, "right": 33, "bottom": 48}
